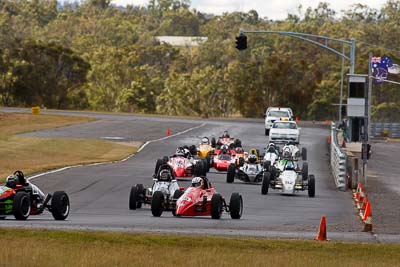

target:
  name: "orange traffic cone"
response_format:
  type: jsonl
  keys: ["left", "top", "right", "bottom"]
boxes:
{"left": 167, "top": 128, "right": 171, "bottom": 136}
{"left": 362, "top": 202, "right": 373, "bottom": 232}
{"left": 316, "top": 216, "right": 328, "bottom": 241}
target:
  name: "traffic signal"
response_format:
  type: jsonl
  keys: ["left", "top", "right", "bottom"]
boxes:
{"left": 235, "top": 34, "right": 247, "bottom": 50}
{"left": 361, "top": 143, "right": 372, "bottom": 160}
{"left": 341, "top": 105, "right": 346, "bottom": 117}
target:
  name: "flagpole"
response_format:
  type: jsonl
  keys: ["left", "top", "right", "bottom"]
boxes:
{"left": 368, "top": 52, "right": 372, "bottom": 141}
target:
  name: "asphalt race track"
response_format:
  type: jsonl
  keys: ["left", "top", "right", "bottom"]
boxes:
{"left": 0, "top": 108, "right": 392, "bottom": 242}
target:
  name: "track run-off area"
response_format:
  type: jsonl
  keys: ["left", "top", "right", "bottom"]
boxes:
{"left": 0, "top": 108, "right": 398, "bottom": 243}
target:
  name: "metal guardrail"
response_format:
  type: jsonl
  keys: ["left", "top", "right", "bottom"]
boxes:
{"left": 330, "top": 122, "right": 347, "bottom": 190}
{"left": 370, "top": 122, "right": 400, "bottom": 138}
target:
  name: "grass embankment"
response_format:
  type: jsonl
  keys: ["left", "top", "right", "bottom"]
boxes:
{"left": 0, "top": 112, "right": 138, "bottom": 181}
{"left": 0, "top": 229, "right": 399, "bottom": 267}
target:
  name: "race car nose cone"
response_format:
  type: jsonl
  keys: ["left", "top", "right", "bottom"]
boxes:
{"left": 174, "top": 168, "right": 186, "bottom": 177}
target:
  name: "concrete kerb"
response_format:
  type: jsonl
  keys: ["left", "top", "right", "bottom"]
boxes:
{"left": 28, "top": 123, "right": 206, "bottom": 181}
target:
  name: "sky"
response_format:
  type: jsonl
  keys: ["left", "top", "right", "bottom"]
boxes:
{"left": 105, "top": 0, "right": 388, "bottom": 20}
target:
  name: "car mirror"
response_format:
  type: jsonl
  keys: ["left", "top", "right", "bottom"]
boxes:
{"left": 206, "top": 189, "right": 211, "bottom": 193}
{"left": 179, "top": 187, "right": 185, "bottom": 191}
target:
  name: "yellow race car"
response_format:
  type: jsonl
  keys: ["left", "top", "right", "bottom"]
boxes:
{"left": 197, "top": 137, "right": 214, "bottom": 159}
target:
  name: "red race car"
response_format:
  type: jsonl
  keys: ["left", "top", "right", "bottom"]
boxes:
{"left": 212, "top": 145, "right": 245, "bottom": 171}
{"left": 155, "top": 153, "right": 207, "bottom": 179}
{"left": 211, "top": 130, "right": 242, "bottom": 149}
{"left": 151, "top": 177, "right": 243, "bottom": 219}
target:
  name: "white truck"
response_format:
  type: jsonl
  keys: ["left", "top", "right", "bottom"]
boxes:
{"left": 264, "top": 107, "right": 293, "bottom": 136}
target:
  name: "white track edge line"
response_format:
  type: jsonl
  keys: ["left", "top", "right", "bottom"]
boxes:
{"left": 28, "top": 123, "right": 206, "bottom": 181}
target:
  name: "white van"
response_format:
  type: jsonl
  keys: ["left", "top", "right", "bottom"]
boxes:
{"left": 264, "top": 107, "right": 293, "bottom": 136}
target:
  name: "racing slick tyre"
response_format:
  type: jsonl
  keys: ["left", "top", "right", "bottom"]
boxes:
{"left": 13, "top": 191, "right": 31, "bottom": 220}
{"left": 234, "top": 139, "right": 242, "bottom": 148}
{"left": 206, "top": 156, "right": 211, "bottom": 172}
{"left": 211, "top": 194, "right": 223, "bottom": 219}
{"left": 151, "top": 191, "right": 164, "bottom": 217}
{"left": 201, "top": 159, "right": 208, "bottom": 176}
{"left": 129, "top": 186, "right": 138, "bottom": 210}
{"left": 226, "top": 163, "right": 235, "bottom": 183}
{"left": 189, "top": 145, "right": 197, "bottom": 156}
{"left": 302, "top": 162, "right": 309, "bottom": 181}
{"left": 154, "top": 159, "right": 163, "bottom": 176}
{"left": 238, "top": 157, "right": 245, "bottom": 167}
{"left": 301, "top": 147, "right": 307, "bottom": 161}
{"left": 135, "top": 184, "right": 144, "bottom": 209}
{"left": 263, "top": 161, "right": 271, "bottom": 172}
{"left": 265, "top": 129, "right": 269, "bottom": 136}
{"left": 308, "top": 175, "right": 316, "bottom": 198}
{"left": 229, "top": 193, "right": 243, "bottom": 219}
{"left": 162, "top": 156, "right": 169, "bottom": 163}
{"left": 211, "top": 137, "right": 216, "bottom": 148}
{"left": 261, "top": 172, "right": 270, "bottom": 195}
{"left": 172, "top": 190, "right": 184, "bottom": 216}
{"left": 193, "top": 161, "right": 202, "bottom": 177}
{"left": 51, "top": 191, "right": 70, "bottom": 220}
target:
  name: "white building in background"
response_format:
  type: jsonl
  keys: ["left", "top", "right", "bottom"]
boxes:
{"left": 155, "top": 36, "right": 208, "bottom": 47}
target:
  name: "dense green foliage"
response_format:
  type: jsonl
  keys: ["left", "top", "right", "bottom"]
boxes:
{"left": 1, "top": 0, "right": 400, "bottom": 120}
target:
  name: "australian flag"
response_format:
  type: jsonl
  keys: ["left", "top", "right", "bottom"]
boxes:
{"left": 371, "top": 56, "right": 393, "bottom": 83}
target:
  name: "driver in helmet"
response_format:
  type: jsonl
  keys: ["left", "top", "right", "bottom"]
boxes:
{"left": 220, "top": 144, "right": 229, "bottom": 154}
{"left": 191, "top": 177, "right": 205, "bottom": 189}
{"left": 282, "top": 147, "right": 292, "bottom": 159}
{"left": 173, "top": 147, "right": 185, "bottom": 157}
{"left": 235, "top": 147, "right": 244, "bottom": 154}
{"left": 5, "top": 170, "right": 46, "bottom": 202}
{"left": 201, "top": 137, "right": 209, "bottom": 145}
{"left": 159, "top": 168, "right": 172, "bottom": 181}
{"left": 248, "top": 154, "right": 257, "bottom": 164}
{"left": 285, "top": 161, "right": 295, "bottom": 171}
{"left": 221, "top": 130, "right": 230, "bottom": 138}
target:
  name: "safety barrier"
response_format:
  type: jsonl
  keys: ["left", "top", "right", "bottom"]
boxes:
{"left": 370, "top": 122, "right": 400, "bottom": 138}
{"left": 330, "top": 122, "right": 347, "bottom": 191}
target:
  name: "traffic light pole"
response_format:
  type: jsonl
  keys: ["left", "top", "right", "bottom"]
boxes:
{"left": 238, "top": 29, "right": 356, "bottom": 120}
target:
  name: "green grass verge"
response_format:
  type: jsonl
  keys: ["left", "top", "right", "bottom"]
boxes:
{"left": 0, "top": 112, "right": 138, "bottom": 181}
{"left": 0, "top": 229, "right": 399, "bottom": 267}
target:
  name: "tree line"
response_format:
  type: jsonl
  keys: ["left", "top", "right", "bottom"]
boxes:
{"left": 1, "top": 0, "right": 400, "bottom": 121}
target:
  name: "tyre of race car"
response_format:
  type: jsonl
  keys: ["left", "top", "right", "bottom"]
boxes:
{"left": 211, "top": 194, "right": 223, "bottom": 219}
{"left": 261, "top": 172, "right": 270, "bottom": 195}
{"left": 201, "top": 159, "right": 208, "bottom": 176}
{"left": 151, "top": 191, "right": 164, "bottom": 217}
{"left": 227, "top": 163, "right": 235, "bottom": 183}
{"left": 235, "top": 139, "right": 242, "bottom": 147}
{"left": 129, "top": 186, "right": 138, "bottom": 210}
{"left": 302, "top": 162, "right": 309, "bottom": 181}
{"left": 154, "top": 159, "right": 163, "bottom": 176}
{"left": 238, "top": 157, "right": 244, "bottom": 167}
{"left": 189, "top": 145, "right": 197, "bottom": 156}
{"left": 13, "top": 191, "right": 31, "bottom": 220}
{"left": 263, "top": 160, "right": 271, "bottom": 172}
{"left": 51, "top": 191, "right": 70, "bottom": 220}
{"left": 193, "top": 161, "right": 201, "bottom": 177}
{"left": 265, "top": 129, "right": 269, "bottom": 136}
{"left": 302, "top": 147, "right": 307, "bottom": 161}
{"left": 206, "top": 156, "right": 211, "bottom": 172}
{"left": 229, "top": 193, "right": 243, "bottom": 219}
{"left": 308, "top": 174, "right": 316, "bottom": 198}
{"left": 172, "top": 190, "right": 184, "bottom": 216}
{"left": 211, "top": 137, "right": 216, "bottom": 148}
{"left": 162, "top": 156, "right": 169, "bottom": 163}
{"left": 136, "top": 184, "right": 144, "bottom": 209}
